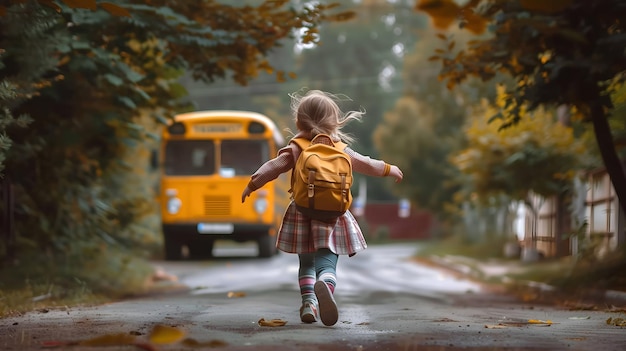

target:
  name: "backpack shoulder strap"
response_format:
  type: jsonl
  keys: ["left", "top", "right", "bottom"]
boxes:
{"left": 288, "top": 137, "right": 309, "bottom": 194}
{"left": 309, "top": 134, "right": 348, "bottom": 151}
{"left": 334, "top": 140, "right": 347, "bottom": 151}
{"left": 290, "top": 137, "right": 310, "bottom": 150}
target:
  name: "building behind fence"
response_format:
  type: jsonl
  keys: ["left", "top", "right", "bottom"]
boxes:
{"left": 524, "top": 169, "right": 626, "bottom": 259}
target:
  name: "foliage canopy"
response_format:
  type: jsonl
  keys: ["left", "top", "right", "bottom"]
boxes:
{"left": 416, "top": 0, "right": 626, "bottom": 215}
{"left": 0, "top": 0, "right": 352, "bottom": 288}
{"left": 452, "top": 87, "right": 589, "bottom": 203}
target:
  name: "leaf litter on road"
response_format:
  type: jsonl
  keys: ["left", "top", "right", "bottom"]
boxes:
{"left": 258, "top": 318, "right": 288, "bottom": 327}
{"left": 606, "top": 316, "right": 626, "bottom": 327}
{"left": 148, "top": 324, "right": 186, "bottom": 344}
{"left": 227, "top": 291, "right": 247, "bottom": 298}
{"left": 527, "top": 319, "right": 553, "bottom": 325}
{"left": 42, "top": 332, "right": 155, "bottom": 350}
{"left": 41, "top": 324, "right": 230, "bottom": 350}
{"left": 485, "top": 318, "right": 554, "bottom": 329}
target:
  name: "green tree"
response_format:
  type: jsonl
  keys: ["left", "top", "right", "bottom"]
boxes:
{"left": 374, "top": 27, "right": 496, "bottom": 218}
{"left": 184, "top": 0, "right": 427, "bottom": 201}
{"left": 291, "top": 0, "right": 427, "bottom": 201}
{"left": 451, "top": 90, "right": 596, "bottom": 245}
{"left": 0, "top": 0, "right": 350, "bottom": 292}
{"left": 374, "top": 96, "right": 444, "bottom": 206}
{"left": 452, "top": 88, "right": 590, "bottom": 202}
{"left": 416, "top": 0, "right": 626, "bottom": 215}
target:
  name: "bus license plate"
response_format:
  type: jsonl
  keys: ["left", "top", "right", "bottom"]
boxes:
{"left": 197, "top": 223, "right": 234, "bottom": 234}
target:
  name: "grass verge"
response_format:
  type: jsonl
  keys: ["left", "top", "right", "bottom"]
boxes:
{"left": 0, "top": 250, "right": 163, "bottom": 318}
{"left": 414, "top": 236, "right": 626, "bottom": 307}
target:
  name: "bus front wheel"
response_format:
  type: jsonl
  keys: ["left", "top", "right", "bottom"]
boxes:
{"left": 188, "top": 238, "right": 214, "bottom": 260}
{"left": 258, "top": 234, "right": 276, "bottom": 258}
{"left": 164, "top": 232, "right": 183, "bottom": 261}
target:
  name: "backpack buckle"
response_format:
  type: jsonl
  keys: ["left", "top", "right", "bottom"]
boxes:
{"left": 307, "top": 170, "right": 316, "bottom": 198}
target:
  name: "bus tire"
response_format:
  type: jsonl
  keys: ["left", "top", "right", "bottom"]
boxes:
{"left": 188, "top": 238, "right": 214, "bottom": 260}
{"left": 257, "top": 234, "right": 276, "bottom": 258}
{"left": 164, "top": 232, "right": 183, "bottom": 261}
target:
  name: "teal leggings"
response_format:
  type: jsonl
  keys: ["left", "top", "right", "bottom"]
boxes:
{"left": 298, "top": 248, "right": 338, "bottom": 303}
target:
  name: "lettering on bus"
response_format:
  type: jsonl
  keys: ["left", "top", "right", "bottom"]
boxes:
{"left": 193, "top": 123, "right": 242, "bottom": 133}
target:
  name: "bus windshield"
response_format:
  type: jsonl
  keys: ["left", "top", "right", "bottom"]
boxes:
{"left": 164, "top": 140, "right": 215, "bottom": 176}
{"left": 220, "top": 139, "right": 270, "bottom": 176}
{"left": 164, "top": 139, "right": 270, "bottom": 176}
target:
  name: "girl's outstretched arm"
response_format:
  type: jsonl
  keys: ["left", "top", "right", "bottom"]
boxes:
{"left": 241, "top": 187, "right": 253, "bottom": 203}
{"left": 345, "top": 147, "right": 403, "bottom": 182}
{"left": 241, "top": 144, "right": 297, "bottom": 203}
{"left": 387, "top": 165, "right": 403, "bottom": 183}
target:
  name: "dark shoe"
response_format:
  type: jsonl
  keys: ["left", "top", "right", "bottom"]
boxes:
{"left": 300, "top": 302, "right": 318, "bottom": 323}
{"left": 314, "top": 281, "right": 338, "bottom": 326}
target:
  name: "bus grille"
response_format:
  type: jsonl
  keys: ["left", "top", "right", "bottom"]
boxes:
{"left": 204, "top": 196, "right": 230, "bottom": 216}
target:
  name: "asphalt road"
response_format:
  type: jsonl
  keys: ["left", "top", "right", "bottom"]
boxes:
{"left": 2, "top": 243, "right": 626, "bottom": 350}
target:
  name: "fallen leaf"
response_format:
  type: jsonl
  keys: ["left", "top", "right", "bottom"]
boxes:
{"left": 607, "top": 317, "right": 626, "bottom": 327}
{"left": 528, "top": 319, "right": 553, "bottom": 325}
{"left": 148, "top": 325, "right": 186, "bottom": 344}
{"left": 434, "top": 317, "right": 458, "bottom": 322}
{"left": 568, "top": 316, "right": 591, "bottom": 320}
{"left": 258, "top": 318, "right": 287, "bottom": 327}
{"left": 227, "top": 291, "right": 247, "bottom": 298}
{"left": 42, "top": 333, "right": 137, "bottom": 348}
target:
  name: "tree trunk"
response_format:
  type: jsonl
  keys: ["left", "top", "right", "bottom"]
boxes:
{"left": 555, "top": 105, "right": 571, "bottom": 257}
{"left": 555, "top": 192, "right": 571, "bottom": 257}
{"left": 1, "top": 176, "right": 16, "bottom": 265}
{"left": 591, "top": 102, "right": 626, "bottom": 217}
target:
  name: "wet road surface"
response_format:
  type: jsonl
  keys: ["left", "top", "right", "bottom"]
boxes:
{"left": 2, "top": 243, "right": 626, "bottom": 350}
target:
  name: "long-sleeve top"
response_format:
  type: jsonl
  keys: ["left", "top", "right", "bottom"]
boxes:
{"left": 249, "top": 134, "right": 381, "bottom": 256}
{"left": 247, "top": 138, "right": 388, "bottom": 192}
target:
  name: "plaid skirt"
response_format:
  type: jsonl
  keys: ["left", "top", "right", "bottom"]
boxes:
{"left": 276, "top": 202, "right": 367, "bottom": 256}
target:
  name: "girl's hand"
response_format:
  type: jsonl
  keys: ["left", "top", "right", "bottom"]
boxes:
{"left": 389, "top": 165, "right": 403, "bottom": 183}
{"left": 241, "top": 187, "right": 252, "bottom": 203}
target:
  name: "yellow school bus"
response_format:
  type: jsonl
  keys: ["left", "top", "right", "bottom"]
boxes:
{"left": 157, "top": 110, "right": 288, "bottom": 260}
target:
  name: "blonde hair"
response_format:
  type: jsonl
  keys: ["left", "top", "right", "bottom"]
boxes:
{"left": 289, "top": 89, "right": 363, "bottom": 145}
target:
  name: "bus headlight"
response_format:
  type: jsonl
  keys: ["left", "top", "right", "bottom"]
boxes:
{"left": 254, "top": 198, "right": 268, "bottom": 214}
{"left": 167, "top": 197, "right": 182, "bottom": 214}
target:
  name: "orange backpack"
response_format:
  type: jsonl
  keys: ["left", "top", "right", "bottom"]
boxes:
{"left": 290, "top": 135, "right": 353, "bottom": 220}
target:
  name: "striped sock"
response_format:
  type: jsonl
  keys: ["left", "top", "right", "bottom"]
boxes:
{"left": 318, "top": 272, "right": 336, "bottom": 294}
{"left": 298, "top": 274, "right": 316, "bottom": 303}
